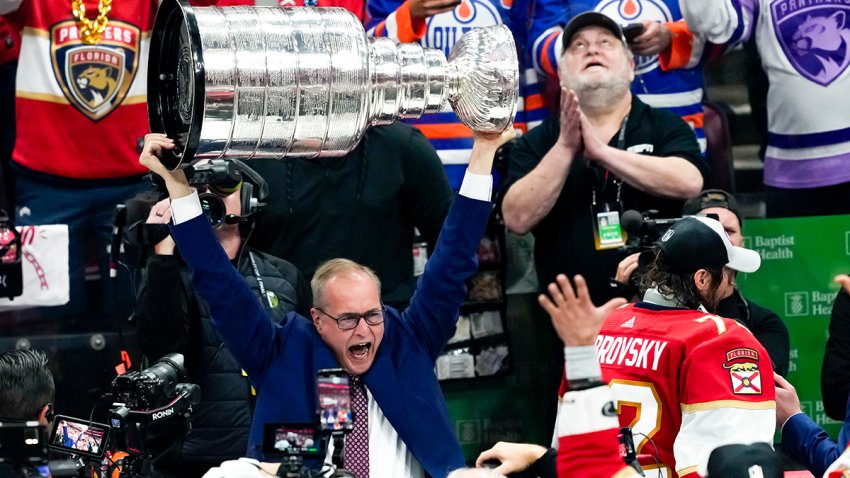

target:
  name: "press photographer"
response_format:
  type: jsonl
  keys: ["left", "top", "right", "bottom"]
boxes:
{"left": 133, "top": 158, "right": 311, "bottom": 478}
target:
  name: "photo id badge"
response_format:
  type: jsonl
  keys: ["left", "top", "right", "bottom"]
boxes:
{"left": 592, "top": 207, "right": 625, "bottom": 250}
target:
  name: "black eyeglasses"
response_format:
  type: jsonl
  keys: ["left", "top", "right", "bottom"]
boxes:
{"left": 315, "top": 304, "right": 386, "bottom": 330}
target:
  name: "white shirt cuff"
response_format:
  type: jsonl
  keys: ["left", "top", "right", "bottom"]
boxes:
{"left": 458, "top": 170, "right": 493, "bottom": 202}
{"left": 564, "top": 345, "right": 602, "bottom": 381}
{"left": 169, "top": 189, "right": 203, "bottom": 225}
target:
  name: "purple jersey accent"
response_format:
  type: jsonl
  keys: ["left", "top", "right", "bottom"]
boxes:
{"left": 764, "top": 151, "right": 850, "bottom": 189}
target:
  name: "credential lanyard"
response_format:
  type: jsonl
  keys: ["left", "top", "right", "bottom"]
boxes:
{"left": 247, "top": 251, "right": 268, "bottom": 305}
{"left": 591, "top": 115, "right": 629, "bottom": 207}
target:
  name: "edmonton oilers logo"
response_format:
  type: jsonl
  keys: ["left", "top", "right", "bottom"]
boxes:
{"left": 425, "top": 0, "right": 501, "bottom": 57}
{"left": 596, "top": 0, "right": 672, "bottom": 75}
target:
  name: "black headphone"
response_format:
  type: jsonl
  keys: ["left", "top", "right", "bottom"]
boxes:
{"left": 200, "top": 159, "right": 269, "bottom": 227}
{"left": 229, "top": 158, "right": 269, "bottom": 219}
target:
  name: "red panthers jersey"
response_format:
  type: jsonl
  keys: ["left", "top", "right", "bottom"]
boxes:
{"left": 3, "top": 0, "right": 232, "bottom": 180}
{"left": 559, "top": 303, "right": 777, "bottom": 478}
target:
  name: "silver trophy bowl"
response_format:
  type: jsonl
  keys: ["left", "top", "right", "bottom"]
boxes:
{"left": 148, "top": 0, "right": 518, "bottom": 169}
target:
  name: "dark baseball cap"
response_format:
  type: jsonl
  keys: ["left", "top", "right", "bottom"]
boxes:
{"left": 561, "top": 12, "right": 627, "bottom": 50}
{"left": 706, "top": 443, "right": 782, "bottom": 478}
{"left": 656, "top": 216, "right": 760, "bottom": 274}
{"left": 682, "top": 189, "right": 743, "bottom": 224}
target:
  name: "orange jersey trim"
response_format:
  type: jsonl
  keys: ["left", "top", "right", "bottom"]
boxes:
{"left": 525, "top": 93, "right": 545, "bottom": 111}
{"left": 396, "top": 0, "right": 427, "bottom": 43}
{"left": 416, "top": 124, "right": 472, "bottom": 140}
{"left": 541, "top": 32, "right": 559, "bottom": 77}
{"left": 660, "top": 20, "right": 694, "bottom": 71}
{"left": 681, "top": 112, "right": 705, "bottom": 129}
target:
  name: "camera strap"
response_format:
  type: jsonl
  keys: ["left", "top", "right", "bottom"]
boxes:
{"left": 247, "top": 251, "right": 272, "bottom": 309}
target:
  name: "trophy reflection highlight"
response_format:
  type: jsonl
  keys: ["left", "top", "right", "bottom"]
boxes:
{"left": 148, "top": 0, "right": 519, "bottom": 169}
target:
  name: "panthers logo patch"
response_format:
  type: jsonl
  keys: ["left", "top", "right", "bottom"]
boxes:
{"left": 50, "top": 20, "right": 140, "bottom": 121}
{"left": 772, "top": 2, "right": 850, "bottom": 86}
{"left": 723, "top": 348, "right": 762, "bottom": 395}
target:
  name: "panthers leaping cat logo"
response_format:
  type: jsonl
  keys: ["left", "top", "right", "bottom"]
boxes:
{"left": 75, "top": 66, "right": 118, "bottom": 108}
{"left": 790, "top": 11, "right": 850, "bottom": 84}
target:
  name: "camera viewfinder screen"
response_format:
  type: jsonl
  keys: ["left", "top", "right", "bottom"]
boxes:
{"left": 48, "top": 416, "right": 109, "bottom": 458}
{"left": 317, "top": 373, "right": 352, "bottom": 431}
{"left": 272, "top": 425, "right": 320, "bottom": 455}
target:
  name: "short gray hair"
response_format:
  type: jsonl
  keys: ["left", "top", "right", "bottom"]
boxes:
{"left": 311, "top": 258, "right": 381, "bottom": 308}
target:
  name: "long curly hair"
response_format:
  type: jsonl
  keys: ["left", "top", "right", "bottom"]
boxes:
{"left": 639, "top": 246, "right": 725, "bottom": 312}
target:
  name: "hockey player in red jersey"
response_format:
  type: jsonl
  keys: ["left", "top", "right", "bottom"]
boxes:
{"left": 544, "top": 273, "right": 781, "bottom": 478}
{"left": 477, "top": 215, "right": 776, "bottom": 478}
{"left": 578, "top": 215, "right": 775, "bottom": 477}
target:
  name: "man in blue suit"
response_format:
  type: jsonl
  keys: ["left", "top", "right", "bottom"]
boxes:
{"left": 139, "top": 128, "right": 514, "bottom": 478}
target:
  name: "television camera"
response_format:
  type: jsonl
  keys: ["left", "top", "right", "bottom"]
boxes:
{"left": 45, "top": 354, "right": 199, "bottom": 478}
{"left": 611, "top": 210, "right": 719, "bottom": 298}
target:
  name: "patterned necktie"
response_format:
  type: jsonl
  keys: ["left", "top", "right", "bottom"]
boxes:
{"left": 345, "top": 374, "right": 369, "bottom": 478}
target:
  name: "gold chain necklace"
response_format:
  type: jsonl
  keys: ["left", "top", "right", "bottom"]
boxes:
{"left": 71, "top": 0, "right": 113, "bottom": 45}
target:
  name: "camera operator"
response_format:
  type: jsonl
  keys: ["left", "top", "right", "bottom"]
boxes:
{"left": 613, "top": 189, "right": 790, "bottom": 375}
{"left": 135, "top": 164, "right": 312, "bottom": 477}
{"left": 0, "top": 349, "right": 54, "bottom": 478}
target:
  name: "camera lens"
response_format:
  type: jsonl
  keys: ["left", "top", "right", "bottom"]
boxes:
{"left": 198, "top": 193, "right": 225, "bottom": 228}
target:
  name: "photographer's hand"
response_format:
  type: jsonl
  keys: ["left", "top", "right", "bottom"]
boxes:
{"left": 615, "top": 253, "right": 640, "bottom": 284}
{"left": 139, "top": 134, "right": 192, "bottom": 200}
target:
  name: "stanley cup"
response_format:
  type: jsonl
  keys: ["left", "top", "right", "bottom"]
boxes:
{"left": 148, "top": 0, "right": 519, "bottom": 169}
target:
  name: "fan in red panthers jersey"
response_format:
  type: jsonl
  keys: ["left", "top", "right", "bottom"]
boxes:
{"left": 477, "top": 215, "right": 776, "bottom": 478}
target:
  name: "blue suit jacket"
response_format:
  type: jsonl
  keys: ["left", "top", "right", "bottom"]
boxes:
{"left": 782, "top": 398, "right": 850, "bottom": 477}
{"left": 171, "top": 194, "right": 490, "bottom": 478}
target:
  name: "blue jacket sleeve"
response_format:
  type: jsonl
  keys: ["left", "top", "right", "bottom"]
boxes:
{"left": 169, "top": 215, "right": 281, "bottom": 383}
{"left": 781, "top": 412, "right": 846, "bottom": 477}
{"left": 400, "top": 194, "right": 491, "bottom": 361}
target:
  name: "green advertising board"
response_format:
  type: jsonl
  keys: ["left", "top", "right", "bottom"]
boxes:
{"left": 739, "top": 214, "right": 850, "bottom": 438}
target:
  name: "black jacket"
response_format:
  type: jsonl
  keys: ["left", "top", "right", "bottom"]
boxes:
{"left": 822, "top": 290, "right": 850, "bottom": 420}
{"left": 716, "top": 289, "right": 790, "bottom": 376}
{"left": 135, "top": 249, "right": 310, "bottom": 477}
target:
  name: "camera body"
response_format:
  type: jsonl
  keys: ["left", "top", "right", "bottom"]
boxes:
{"left": 122, "top": 159, "right": 269, "bottom": 267}
{"left": 38, "top": 354, "right": 199, "bottom": 478}
{"left": 611, "top": 210, "right": 721, "bottom": 297}
{"left": 110, "top": 354, "right": 184, "bottom": 412}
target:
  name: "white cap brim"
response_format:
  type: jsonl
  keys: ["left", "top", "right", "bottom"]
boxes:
{"left": 691, "top": 215, "right": 761, "bottom": 273}
{"left": 727, "top": 245, "right": 761, "bottom": 273}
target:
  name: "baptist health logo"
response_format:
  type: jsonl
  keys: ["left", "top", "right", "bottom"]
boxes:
{"left": 785, "top": 292, "right": 809, "bottom": 317}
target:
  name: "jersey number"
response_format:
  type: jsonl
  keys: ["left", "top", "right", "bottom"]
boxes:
{"left": 609, "top": 379, "right": 670, "bottom": 478}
